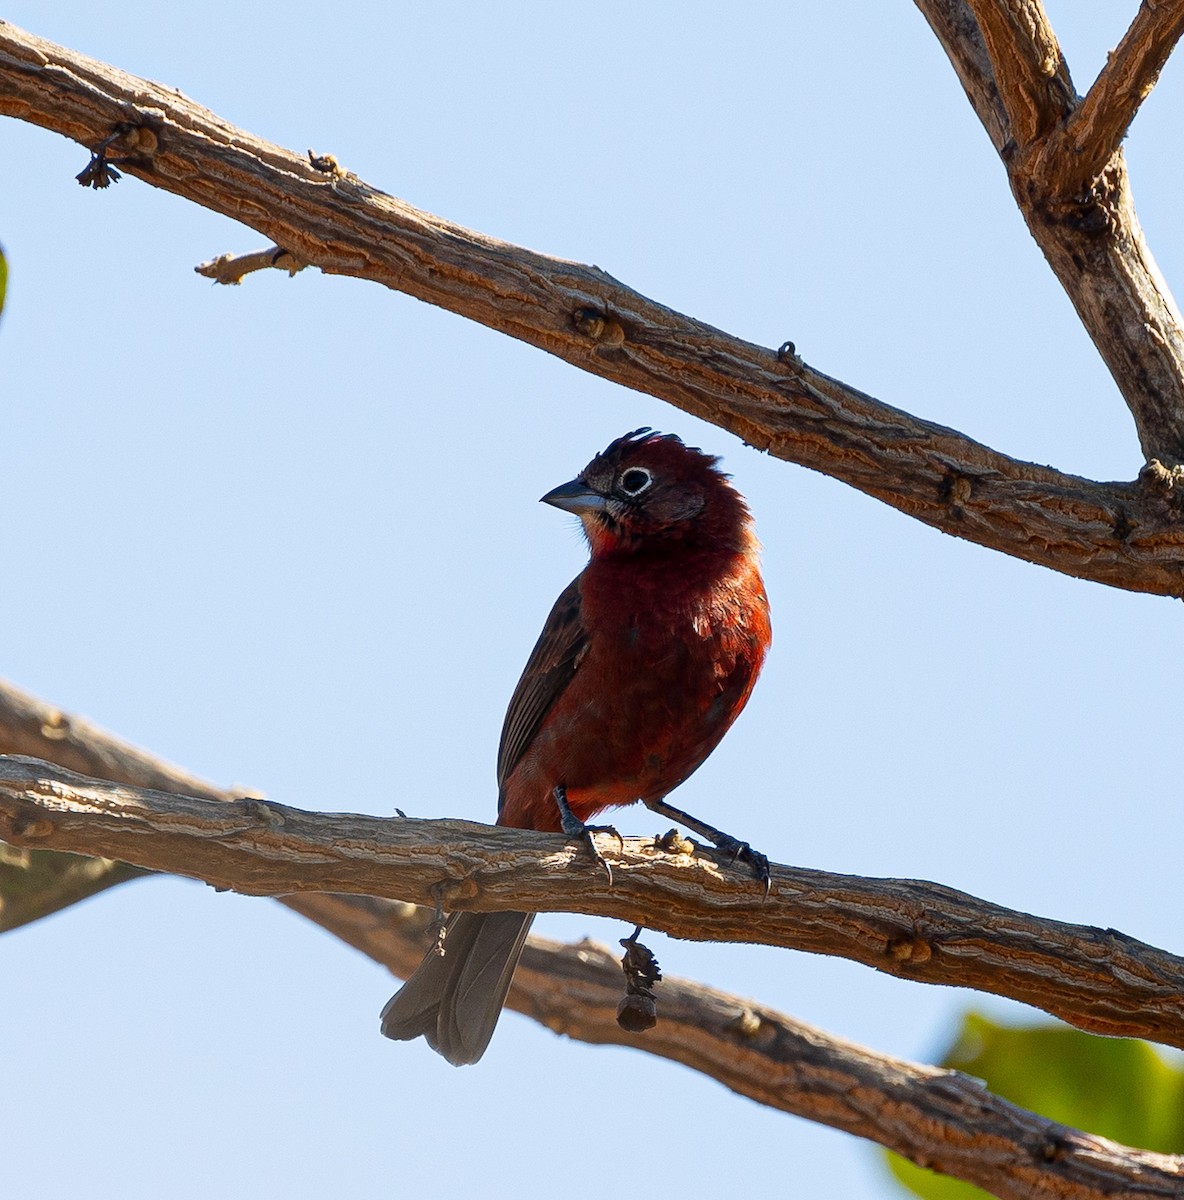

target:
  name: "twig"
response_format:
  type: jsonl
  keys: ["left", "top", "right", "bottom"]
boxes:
{"left": 2, "top": 751, "right": 1184, "bottom": 1050}
{"left": 3, "top": 22, "right": 1184, "bottom": 583}
{"left": 195, "top": 245, "right": 307, "bottom": 285}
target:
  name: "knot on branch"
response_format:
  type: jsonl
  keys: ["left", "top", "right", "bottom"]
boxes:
{"left": 1139, "top": 459, "right": 1184, "bottom": 519}
{"left": 730, "top": 1008, "right": 763, "bottom": 1039}
{"left": 38, "top": 708, "right": 71, "bottom": 741}
{"left": 1038, "top": 1132, "right": 1072, "bottom": 1163}
{"left": 0, "top": 796, "right": 55, "bottom": 843}
{"left": 572, "top": 306, "right": 626, "bottom": 350}
{"left": 887, "top": 932, "right": 934, "bottom": 964}
{"left": 1017, "top": 134, "right": 1125, "bottom": 242}
{"left": 939, "top": 470, "right": 973, "bottom": 516}
{"left": 307, "top": 149, "right": 344, "bottom": 179}
{"left": 776, "top": 340, "right": 803, "bottom": 369}
{"left": 1140, "top": 458, "right": 1184, "bottom": 492}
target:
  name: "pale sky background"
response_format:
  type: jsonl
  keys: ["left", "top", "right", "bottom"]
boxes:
{"left": 3, "top": 4, "right": 1182, "bottom": 1198}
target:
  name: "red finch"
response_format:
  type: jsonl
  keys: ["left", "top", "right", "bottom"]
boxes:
{"left": 380, "top": 428, "right": 771, "bottom": 1064}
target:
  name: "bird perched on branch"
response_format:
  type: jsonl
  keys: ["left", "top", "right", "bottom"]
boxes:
{"left": 380, "top": 428, "right": 772, "bottom": 1064}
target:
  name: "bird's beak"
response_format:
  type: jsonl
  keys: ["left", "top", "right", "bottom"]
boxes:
{"left": 540, "top": 478, "right": 609, "bottom": 515}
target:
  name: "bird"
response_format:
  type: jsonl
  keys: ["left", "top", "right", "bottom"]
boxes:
{"left": 379, "top": 428, "right": 772, "bottom": 1065}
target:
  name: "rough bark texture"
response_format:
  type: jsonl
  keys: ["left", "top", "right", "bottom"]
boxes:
{"left": 266, "top": 898, "right": 1184, "bottom": 1200}
{"left": 4, "top": 752, "right": 1184, "bottom": 1054}
{"left": 3, "top": 745, "right": 1184, "bottom": 1198}
{"left": 7, "top": 679, "right": 1181, "bottom": 1199}
{"left": 918, "top": 0, "right": 1184, "bottom": 466}
{"left": 1043, "top": 0, "right": 1184, "bottom": 195}
{"left": 3, "top": 22, "right": 1184, "bottom": 593}
{"left": 7, "top": 8, "right": 1184, "bottom": 1197}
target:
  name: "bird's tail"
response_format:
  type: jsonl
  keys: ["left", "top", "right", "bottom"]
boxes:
{"left": 379, "top": 910, "right": 534, "bottom": 1066}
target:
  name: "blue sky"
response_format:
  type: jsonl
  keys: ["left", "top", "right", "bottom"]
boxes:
{"left": 3, "top": 4, "right": 1182, "bottom": 1197}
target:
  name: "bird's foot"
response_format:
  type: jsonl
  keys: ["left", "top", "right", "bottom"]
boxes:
{"left": 641, "top": 797, "right": 772, "bottom": 896}
{"left": 553, "top": 786, "right": 622, "bottom": 884}
{"left": 711, "top": 833, "right": 771, "bottom": 896}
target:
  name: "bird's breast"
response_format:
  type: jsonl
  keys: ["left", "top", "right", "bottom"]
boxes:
{"left": 498, "top": 553, "right": 769, "bottom": 831}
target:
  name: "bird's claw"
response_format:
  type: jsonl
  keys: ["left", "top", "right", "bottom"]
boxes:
{"left": 714, "top": 834, "right": 772, "bottom": 896}
{"left": 553, "top": 785, "right": 622, "bottom": 883}
{"left": 578, "top": 824, "right": 622, "bottom": 884}
{"left": 639, "top": 798, "right": 771, "bottom": 897}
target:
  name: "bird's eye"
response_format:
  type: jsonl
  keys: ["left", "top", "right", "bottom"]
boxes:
{"left": 619, "top": 467, "right": 653, "bottom": 496}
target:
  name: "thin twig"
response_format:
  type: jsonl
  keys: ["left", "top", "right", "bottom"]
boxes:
{"left": 195, "top": 245, "right": 307, "bottom": 285}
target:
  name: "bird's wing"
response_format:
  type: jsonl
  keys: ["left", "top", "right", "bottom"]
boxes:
{"left": 497, "top": 575, "right": 587, "bottom": 802}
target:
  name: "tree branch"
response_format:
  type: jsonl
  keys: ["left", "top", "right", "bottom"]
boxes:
{"left": 3, "top": 684, "right": 1182, "bottom": 1196}
{"left": 3, "top": 752, "right": 1184, "bottom": 1052}
{"left": 916, "top": 0, "right": 1184, "bottom": 467}
{"left": 3, "top": 22, "right": 1184, "bottom": 592}
{"left": 1044, "top": 0, "right": 1184, "bottom": 197}
{"left": 194, "top": 244, "right": 307, "bottom": 284}
{"left": 963, "top": 0, "right": 1076, "bottom": 150}
{"left": 327, "top": 897, "right": 1183, "bottom": 1200}
{"left": 911, "top": 0, "right": 1010, "bottom": 149}
{"left": 0, "top": 839, "right": 140, "bottom": 929}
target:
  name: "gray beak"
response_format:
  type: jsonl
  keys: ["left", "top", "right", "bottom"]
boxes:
{"left": 540, "top": 478, "right": 609, "bottom": 515}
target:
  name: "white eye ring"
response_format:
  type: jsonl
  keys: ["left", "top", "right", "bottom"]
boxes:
{"left": 619, "top": 467, "right": 653, "bottom": 496}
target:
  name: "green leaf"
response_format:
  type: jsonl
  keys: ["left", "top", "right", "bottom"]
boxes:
{"left": 888, "top": 1156, "right": 989, "bottom": 1200}
{"left": 885, "top": 1012, "right": 1184, "bottom": 1200}
{"left": 0, "top": 242, "right": 7, "bottom": 320}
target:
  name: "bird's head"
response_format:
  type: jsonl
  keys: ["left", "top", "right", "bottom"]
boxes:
{"left": 541, "top": 428, "right": 754, "bottom": 558}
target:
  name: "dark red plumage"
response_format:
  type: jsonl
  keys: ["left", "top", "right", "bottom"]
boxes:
{"left": 380, "top": 429, "right": 771, "bottom": 1064}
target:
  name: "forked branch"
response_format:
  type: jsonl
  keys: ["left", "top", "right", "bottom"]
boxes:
{"left": 2, "top": 22, "right": 1184, "bottom": 591}
{"left": 916, "top": 0, "right": 1184, "bottom": 466}
{"left": 5, "top": 13, "right": 1184, "bottom": 1196}
{"left": 1045, "top": 0, "right": 1184, "bottom": 194}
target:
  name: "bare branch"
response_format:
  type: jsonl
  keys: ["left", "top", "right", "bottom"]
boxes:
{"left": 0, "top": 681, "right": 229, "bottom": 802}
{"left": 4, "top": 752, "right": 1184, "bottom": 1051}
{"left": 194, "top": 245, "right": 307, "bottom": 285}
{"left": 519, "top": 949, "right": 1184, "bottom": 1200}
{"left": 908, "top": 0, "right": 1009, "bottom": 150}
{"left": 962, "top": 0, "right": 1076, "bottom": 150}
{"left": 309, "top": 896, "right": 1179, "bottom": 1200}
{"left": 2, "top": 18, "right": 1182, "bottom": 1193}
{"left": 915, "top": 2, "right": 1184, "bottom": 466}
{"left": 2, "top": 684, "right": 1182, "bottom": 1196}
{"left": 2, "top": 22, "right": 1183, "bottom": 590}
{"left": 1043, "top": 0, "right": 1184, "bottom": 196}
